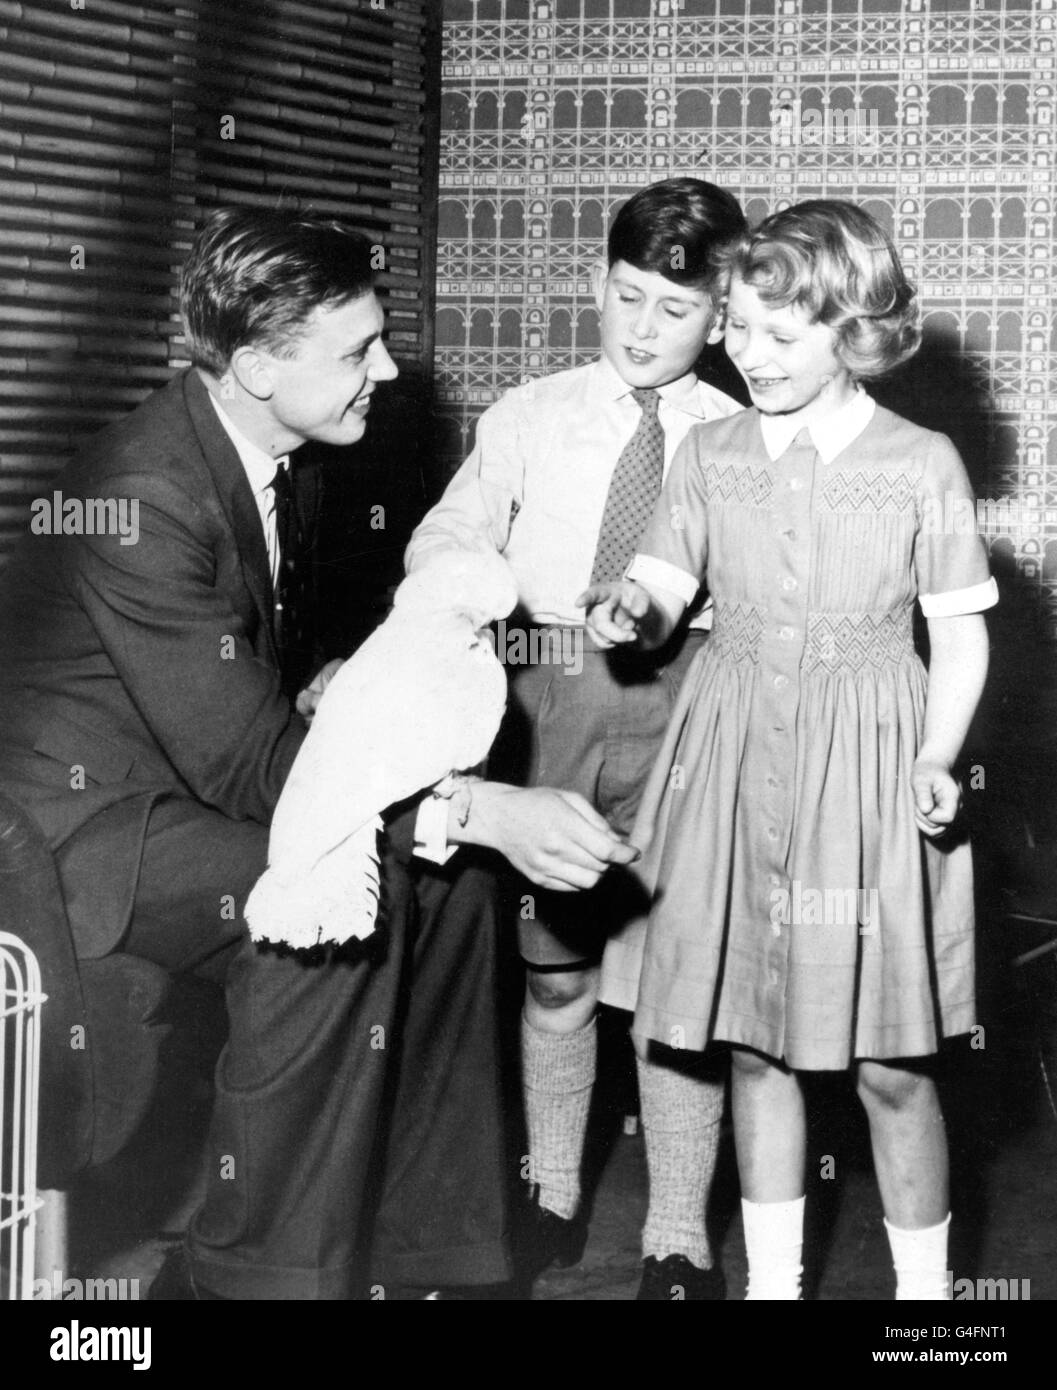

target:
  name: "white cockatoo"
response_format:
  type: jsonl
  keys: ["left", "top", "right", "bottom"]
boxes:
{"left": 245, "top": 547, "right": 518, "bottom": 949}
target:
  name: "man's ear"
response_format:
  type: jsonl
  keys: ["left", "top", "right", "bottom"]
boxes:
{"left": 590, "top": 259, "right": 609, "bottom": 311}
{"left": 229, "top": 344, "right": 275, "bottom": 401}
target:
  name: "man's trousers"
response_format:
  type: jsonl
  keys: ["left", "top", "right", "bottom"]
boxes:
{"left": 116, "top": 796, "right": 512, "bottom": 1299}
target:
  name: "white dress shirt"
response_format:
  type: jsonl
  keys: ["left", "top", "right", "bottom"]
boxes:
{"left": 209, "top": 393, "right": 288, "bottom": 589}
{"left": 406, "top": 357, "right": 742, "bottom": 628}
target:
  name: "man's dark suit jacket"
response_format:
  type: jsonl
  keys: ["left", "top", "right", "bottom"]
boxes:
{"left": 0, "top": 368, "right": 321, "bottom": 958}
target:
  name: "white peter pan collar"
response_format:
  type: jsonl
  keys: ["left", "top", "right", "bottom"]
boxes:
{"left": 759, "top": 388, "right": 876, "bottom": 465}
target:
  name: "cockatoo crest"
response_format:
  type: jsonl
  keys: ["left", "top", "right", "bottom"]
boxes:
{"left": 392, "top": 545, "right": 518, "bottom": 630}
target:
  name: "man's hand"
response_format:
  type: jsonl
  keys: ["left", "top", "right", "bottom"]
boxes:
{"left": 576, "top": 580, "right": 652, "bottom": 650}
{"left": 911, "top": 756, "right": 961, "bottom": 837}
{"left": 295, "top": 658, "right": 345, "bottom": 725}
{"left": 457, "top": 782, "right": 640, "bottom": 892}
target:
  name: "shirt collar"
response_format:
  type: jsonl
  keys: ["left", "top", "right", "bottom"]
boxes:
{"left": 592, "top": 356, "right": 706, "bottom": 417}
{"left": 208, "top": 393, "right": 288, "bottom": 493}
{"left": 758, "top": 388, "right": 875, "bottom": 464}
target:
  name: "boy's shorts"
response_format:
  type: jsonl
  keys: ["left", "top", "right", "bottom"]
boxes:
{"left": 490, "top": 626, "right": 705, "bottom": 969}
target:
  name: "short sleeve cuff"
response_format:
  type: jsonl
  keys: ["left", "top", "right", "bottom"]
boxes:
{"left": 919, "top": 576, "right": 999, "bottom": 618}
{"left": 689, "top": 596, "right": 714, "bottom": 632}
{"left": 626, "top": 554, "right": 700, "bottom": 606}
{"left": 413, "top": 790, "right": 458, "bottom": 866}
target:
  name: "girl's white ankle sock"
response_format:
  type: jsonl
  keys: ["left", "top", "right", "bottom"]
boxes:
{"left": 741, "top": 1195, "right": 805, "bottom": 1300}
{"left": 884, "top": 1213, "right": 951, "bottom": 1300}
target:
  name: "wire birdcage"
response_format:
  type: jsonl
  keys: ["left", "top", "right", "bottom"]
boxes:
{"left": 0, "top": 931, "right": 44, "bottom": 1301}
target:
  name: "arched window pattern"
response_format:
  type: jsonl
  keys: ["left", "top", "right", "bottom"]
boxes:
{"left": 434, "top": 4, "right": 1055, "bottom": 628}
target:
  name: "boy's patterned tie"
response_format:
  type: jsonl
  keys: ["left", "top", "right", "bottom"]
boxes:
{"left": 589, "top": 387, "right": 665, "bottom": 584}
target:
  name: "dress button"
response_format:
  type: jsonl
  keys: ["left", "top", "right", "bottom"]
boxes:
{"left": 767, "top": 826, "right": 779, "bottom": 840}
{"left": 778, "top": 626, "right": 794, "bottom": 641}
{"left": 774, "top": 674, "right": 789, "bottom": 690}
{"left": 773, "top": 723, "right": 785, "bottom": 733}
{"left": 789, "top": 477, "right": 803, "bottom": 491}
{"left": 766, "top": 775, "right": 779, "bottom": 788}
{"left": 781, "top": 577, "right": 798, "bottom": 592}
{"left": 768, "top": 873, "right": 782, "bottom": 887}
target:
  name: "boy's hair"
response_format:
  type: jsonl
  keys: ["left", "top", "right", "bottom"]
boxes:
{"left": 607, "top": 177, "right": 747, "bottom": 297}
{"left": 722, "top": 199, "right": 921, "bottom": 379}
{"left": 180, "top": 208, "right": 377, "bottom": 375}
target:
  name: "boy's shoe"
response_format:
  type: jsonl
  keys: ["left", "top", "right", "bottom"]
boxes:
{"left": 637, "top": 1254, "right": 726, "bottom": 1301}
{"left": 520, "top": 1186, "right": 588, "bottom": 1277}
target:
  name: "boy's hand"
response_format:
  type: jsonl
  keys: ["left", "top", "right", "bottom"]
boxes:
{"left": 911, "top": 757, "right": 961, "bottom": 836}
{"left": 576, "top": 580, "right": 651, "bottom": 649}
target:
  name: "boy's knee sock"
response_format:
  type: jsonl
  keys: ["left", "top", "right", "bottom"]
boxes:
{"left": 741, "top": 1196, "right": 804, "bottom": 1300}
{"left": 521, "top": 1014, "right": 596, "bottom": 1220}
{"left": 884, "top": 1213, "right": 951, "bottom": 1301}
{"left": 638, "top": 1054, "right": 723, "bottom": 1270}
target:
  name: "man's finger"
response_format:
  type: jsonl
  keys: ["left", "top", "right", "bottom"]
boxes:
{"left": 605, "top": 840, "right": 641, "bottom": 865}
{"left": 555, "top": 790, "right": 613, "bottom": 832}
{"left": 539, "top": 863, "right": 606, "bottom": 892}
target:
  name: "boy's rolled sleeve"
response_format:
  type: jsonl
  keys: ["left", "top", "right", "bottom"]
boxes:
{"left": 406, "top": 397, "right": 526, "bottom": 571}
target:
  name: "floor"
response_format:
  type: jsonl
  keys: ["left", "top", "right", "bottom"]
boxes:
{"left": 58, "top": 901, "right": 1057, "bottom": 1303}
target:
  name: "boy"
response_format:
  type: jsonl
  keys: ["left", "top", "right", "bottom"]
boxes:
{"left": 406, "top": 178, "right": 747, "bottom": 1299}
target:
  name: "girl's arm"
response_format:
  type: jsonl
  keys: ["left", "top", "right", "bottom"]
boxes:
{"left": 912, "top": 612, "right": 990, "bottom": 836}
{"left": 576, "top": 579, "right": 686, "bottom": 651}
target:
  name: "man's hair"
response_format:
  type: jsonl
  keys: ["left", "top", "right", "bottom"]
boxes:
{"left": 179, "top": 208, "right": 377, "bottom": 375}
{"left": 607, "top": 177, "right": 747, "bottom": 297}
{"left": 721, "top": 199, "right": 921, "bottom": 379}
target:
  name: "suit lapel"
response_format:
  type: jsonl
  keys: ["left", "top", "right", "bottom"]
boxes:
{"left": 180, "top": 371, "right": 279, "bottom": 668}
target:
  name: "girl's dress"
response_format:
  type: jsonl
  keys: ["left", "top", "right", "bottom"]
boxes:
{"left": 599, "top": 393, "right": 997, "bottom": 1070}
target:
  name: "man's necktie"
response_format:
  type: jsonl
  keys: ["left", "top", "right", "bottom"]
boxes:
{"left": 268, "top": 461, "right": 310, "bottom": 689}
{"left": 589, "top": 387, "right": 665, "bottom": 585}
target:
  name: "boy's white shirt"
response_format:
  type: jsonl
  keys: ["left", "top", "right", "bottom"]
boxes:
{"left": 405, "top": 356, "right": 742, "bottom": 629}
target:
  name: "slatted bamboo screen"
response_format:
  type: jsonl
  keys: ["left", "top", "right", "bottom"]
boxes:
{"left": 0, "top": 0, "right": 440, "bottom": 560}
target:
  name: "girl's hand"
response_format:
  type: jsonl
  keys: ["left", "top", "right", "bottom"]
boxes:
{"left": 576, "top": 580, "right": 651, "bottom": 649}
{"left": 911, "top": 757, "right": 962, "bottom": 836}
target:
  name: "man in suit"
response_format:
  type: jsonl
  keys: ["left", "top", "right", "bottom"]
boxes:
{"left": 0, "top": 209, "right": 636, "bottom": 1299}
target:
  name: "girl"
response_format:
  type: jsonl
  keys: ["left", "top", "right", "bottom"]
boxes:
{"left": 579, "top": 200, "right": 996, "bottom": 1300}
